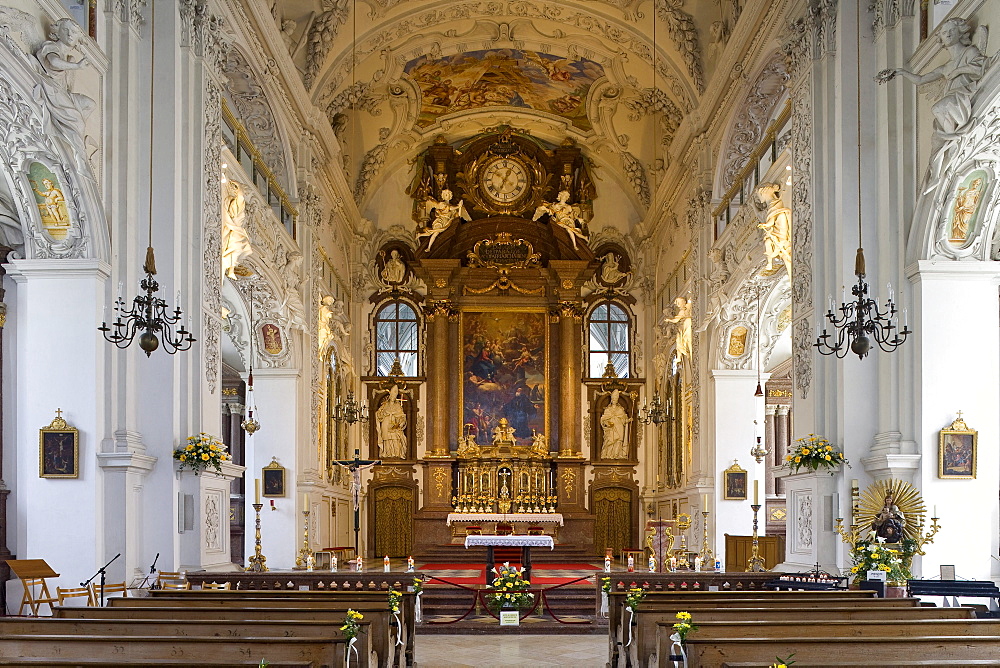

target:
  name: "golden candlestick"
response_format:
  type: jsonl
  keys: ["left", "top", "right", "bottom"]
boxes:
{"left": 245, "top": 503, "right": 268, "bottom": 572}
{"left": 746, "top": 503, "right": 767, "bottom": 572}
{"left": 698, "top": 510, "right": 714, "bottom": 564}
{"left": 294, "top": 509, "right": 311, "bottom": 570}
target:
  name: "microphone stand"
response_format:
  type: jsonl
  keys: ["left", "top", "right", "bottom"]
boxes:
{"left": 81, "top": 553, "right": 120, "bottom": 607}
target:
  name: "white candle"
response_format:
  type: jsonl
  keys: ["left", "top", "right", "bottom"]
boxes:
{"left": 703, "top": 493, "right": 709, "bottom": 509}
{"left": 903, "top": 307, "right": 908, "bottom": 327}
{"left": 117, "top": 281, "right": 123, "bottom": 300}
{"left": 303, "top": 492, "right": 308, "bottom": 510}
{"left": 933, "top": 505, "right": 937, "bottom": 518}
{"left": 887, "top": 282, "right": 894, "bottom": 302}
{"left": 254, "top": 479, "right": 260, "bottom": 504}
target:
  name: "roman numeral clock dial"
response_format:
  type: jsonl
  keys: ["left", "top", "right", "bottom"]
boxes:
{"left": 479, "top": 157, "right": 530, "bottom": 207}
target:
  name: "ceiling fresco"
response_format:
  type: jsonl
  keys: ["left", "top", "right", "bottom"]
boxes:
{"left": 404, "top": 49, "right": 606, "bottom": 131}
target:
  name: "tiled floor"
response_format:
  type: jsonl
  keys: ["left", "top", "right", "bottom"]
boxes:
{"left": 414, "top": 634, "right": 607, "bottom": 667}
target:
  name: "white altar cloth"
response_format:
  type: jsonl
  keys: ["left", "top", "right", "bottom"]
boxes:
{"left": 446, "top": 513, "right": 564, "bottom": 526}
{"left": 464, "top": 535, "right": 555, "bottom": 549}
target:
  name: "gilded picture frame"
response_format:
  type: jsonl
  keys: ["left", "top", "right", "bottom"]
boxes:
{"left": 938, "top": 414, "right": 976, "bottom": 479}
{"left": 723, "top": 460, "right": 747, "bottom": 500}
{"left": 262, "top": 457, "right": 286, "bottom": 497}
{"left": 39, "top": 410, "right": 79, "bottom": 479}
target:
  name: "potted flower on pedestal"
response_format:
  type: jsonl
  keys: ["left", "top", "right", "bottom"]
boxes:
{"left": 173, "top": 433, "right": 230, "bottom": 475}
{"left": 849, "top": 532, "right": 915, "bottom": 597}
{"left": 486, "top": 563, "right": 534, "bottom": 626}
{"left": 786, "top": 434, "right": 849, "bottom": 473}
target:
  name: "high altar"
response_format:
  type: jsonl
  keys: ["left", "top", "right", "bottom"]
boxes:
{"left": 338, "top": 128, "right": 678, "bottom": 561}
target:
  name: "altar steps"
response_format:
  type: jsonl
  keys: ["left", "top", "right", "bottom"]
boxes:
{"left": 416, "top": 543, "right": 594, "bottom": 564}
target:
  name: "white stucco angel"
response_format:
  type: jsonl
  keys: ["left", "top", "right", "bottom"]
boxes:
{"left": 877, "top": 19, "right": 989, "bottom": 169}
{"left": 417, "top": 189, "right": 470, "bottom": 251}
{"left": 532, "top": 190, "right": 589, "bottom": 250}
{"left": 277, "top": 250, "right": 307, "bottom": 331}
{"left": 663, "top": 297, "right": 692, "bottom": 360}
{"left": 318, "top": 295, "right": 351, "bottom": 351}
{"left": 754, "top": 182, "right": 792, "bottom": 276}
{"left": 221, "top": 181, "right": 252, "bottom": 279}
{"left": 34, "top": 19, "right": 95, "bottom": 150}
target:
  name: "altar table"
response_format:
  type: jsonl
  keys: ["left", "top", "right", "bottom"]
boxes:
{"left": 464, "top": 534, "right": 554, "bottom": 583}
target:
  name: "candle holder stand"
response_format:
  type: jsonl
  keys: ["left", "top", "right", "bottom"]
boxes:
{"left": 746, "top": 503, "right": 767, "bottom": 572}
{"left": 698, "top": 510, "right": 714, "bottom": 565}
{"left": 245, "top": 503, "right": 269, "bottom": 572}
{"left": 293, "top": 509, "right": 311, "bottom": 570}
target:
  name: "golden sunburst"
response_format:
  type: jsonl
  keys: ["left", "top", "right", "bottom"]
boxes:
{"left": 855, "top": 478, "right": 926, "bottom": 544}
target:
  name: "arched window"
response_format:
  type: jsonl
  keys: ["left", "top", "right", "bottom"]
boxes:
{"left": 374, "top": 301, "right": 419, "bottom": 376}
{"left": 588, "top": 302, "right": 630, "bottom": 378}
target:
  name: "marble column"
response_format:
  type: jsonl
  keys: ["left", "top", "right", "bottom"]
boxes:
{"left": 556, "top": 302, "right": 583, "bottom": 457}
{"left": 774, "top": 406, "right": 790, "bottom": 495}
{"left": 425, "top": 301, "right": 455, "bottom": 457}
{"left": 764, "top": 404, "right": 777, "bottom": 495}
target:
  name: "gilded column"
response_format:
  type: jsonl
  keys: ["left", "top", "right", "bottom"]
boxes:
{"left": 425, "top": 300, "right": 455, "bottom": 457}
{"left": 774, "top": 405, "right": 790, "bottom": 495}
{"left": 764, "top": 404, "right": 777, "bottom": 495}
{"left": 555, "top": 301, "right": 583, "bottom": 457}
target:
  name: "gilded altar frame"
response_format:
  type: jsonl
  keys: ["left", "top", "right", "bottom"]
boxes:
{"left": 458, "top": 307, "right": 550, "bottom": 447}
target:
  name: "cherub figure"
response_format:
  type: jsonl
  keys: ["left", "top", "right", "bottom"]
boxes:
{"left": 417, "top": 189, "right": 470, "bottom": 251}
{"left": 532, "top": 190, "right": 588, "bottom": 250}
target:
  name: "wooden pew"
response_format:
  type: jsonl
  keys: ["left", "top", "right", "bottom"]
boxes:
{"left": 671, "top": 618, "right": 1000, "bottom": 640}
{"left": 675, "top": 635, "right": 1000, "bottom": 667}
{"left": 0, "top": 632, "right": 366, "bottom": 667}
{"left": 0, "top": 616, "right": 346, "bottom": 638}
{"left": 107, "top": 592, "right": 411, "bottom": 667}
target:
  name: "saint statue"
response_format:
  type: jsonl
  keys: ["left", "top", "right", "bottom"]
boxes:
{"left": 375, "top": 384, "right": 407, "bottom": 459}
{"left": 663, "top": 297, "right": 692, "bottom": 360}
{"left": 531, "top": 430, "right": 548, "bottom": 455}
{"left": 417, "top": 189, "right": 470, "bottom": 251}
{"left": 34, "top": 19, "right": 95, "bottom": 151}
{"left": 598, "top": 252, "right": 631, "bottom": 286}
{"left": 878, "top": 19, "right": 988, "bottom": 178}
{"left": 600, "top": 389, "right": 631, "bottom": 460}
{"left": 754, "top": 182, "right": 792, "bottom": 276}
{"left": 222, "top": 181, "right": 251, "bottom": 279}
{"left": 380, "top": 249, "right": 406, "bottom": 285}
{"left": 950, "top": 177, "right": 984, "bottom": 242}
{"left": 532, "top": 190, "right": 589, "bottom": 250}
{"left": 871, "top": 493, "right": 905, "bottom": 543}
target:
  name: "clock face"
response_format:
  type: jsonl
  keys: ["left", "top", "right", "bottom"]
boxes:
{"left": 480, "top": 157, "right": 530, "bottom": 205}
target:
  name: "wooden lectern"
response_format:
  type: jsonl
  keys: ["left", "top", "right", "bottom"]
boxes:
{"left": 7, "top": 559, "right": 59, "bottom": 616}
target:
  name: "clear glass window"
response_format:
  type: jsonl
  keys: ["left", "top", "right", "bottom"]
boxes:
{"left": 374, "top": 301, "right": 418, "bottom": 375}
{"left": 588, "top": 302, "right": 630, "bottom": 378}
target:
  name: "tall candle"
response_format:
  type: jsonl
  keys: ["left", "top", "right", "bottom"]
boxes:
{"left": 703, "top": 493, "right": 709, "bottom": 509}
{"left": 753, "top": 480, "right": 759, "bottom": 505}
{"left": 254, "top": 479, "right": 260, "bottom": 504}
{"left": 303, "top": 492, "right": 308, "bottom": 510}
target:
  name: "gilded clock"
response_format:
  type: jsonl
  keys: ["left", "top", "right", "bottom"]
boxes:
{"left": 479, "top": 156, "right": 530, "bottom": 206}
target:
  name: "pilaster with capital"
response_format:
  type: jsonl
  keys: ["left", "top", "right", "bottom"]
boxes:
{"left": 424, "top": 299, "right": 457, "bottom": 457}
{"left": 552, "top": 300, "right": 584, "bottom": 458}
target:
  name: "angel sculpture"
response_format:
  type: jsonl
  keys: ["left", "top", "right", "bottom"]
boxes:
{"left": 416, "top": 189, "right": 470, "bottom": 251}
{"left": 532, "top": 190, "right": 589, "bottom": 250}
{"left": 754, "top": 182, "right": 792, "bottom": 276}
{"left": 876, "top": 19, "right": 989, "bottom": 164}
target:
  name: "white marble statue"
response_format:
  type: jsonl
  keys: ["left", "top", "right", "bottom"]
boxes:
{"left": 221, "top": 181, "right": 251, "bottom": 279}
{"left": 878, "top": 19, "right": 989, "bottom": 177}
{"left": 598, "top": 252, "right": 631, "bottom": 285}
{"left": 754, "top": 182, "right": 792, "bottom": 276}
{"left": 663, "top": 297, "right": 692, "bottom": 360}
{"left": 600, "top": 389, "right": 631, "bottom": 459}
{"left": 376, "top": 384, "right": 407, "bottom": 459}
{"left": 34, "top": 18, "right": 95, "bottom": 150}
{"left": 278, "top": 250, "right": 307, "bottom": 331}
{"left": 318, "top": 295, "right": 351, "bottom": 351}
{"left": 417, "top": 189, "right": 470, "bottom": 251}
{"left": 532, "top": 190, "right": 589, "bottom": 250}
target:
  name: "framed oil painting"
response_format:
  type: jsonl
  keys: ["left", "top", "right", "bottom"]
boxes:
{"left": 262, "top": 457, "right": 285, "bottom": 497}
{"left": 39, "top": 410, "right": 79, "bottom": 478}
{"left": 939, "top": 414, "right": 976, "bottom": 479}
{"left": 723, "top": 460, "right": 747, "bottom": 500}
{"left": 459, "top": 309, "right": 548, "bottom": 448}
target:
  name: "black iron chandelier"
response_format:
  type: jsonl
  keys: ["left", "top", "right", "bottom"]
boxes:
{"left": 99, "top": 8, "right": 193, "bottom": 357}
{"left": 813, "top": 19, "right": 911, "bottom": 360}
{"left": 639, "top": 391, "right": 670, "bottom": 425}
{"left": 333, "top": 390, "right": 369, "bottom": 426}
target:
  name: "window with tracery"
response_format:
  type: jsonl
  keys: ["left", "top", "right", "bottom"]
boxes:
{"left": 588, "top": 301, "right": 631, "bottom": 378}
{"left": 374, "top": 301, "right": 419, "bottom": 376}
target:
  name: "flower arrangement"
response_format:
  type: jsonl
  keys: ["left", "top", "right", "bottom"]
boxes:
{"left": 412, "top": 577, "right": 424, "bottom": 595}
{"left": 600, "top": 576, "right": 612, "bottom": 593}
{"left": 341, "top": 609, "right": 364, "bottom": 640}
{"left": 625, "top": 585, "right": 646, "bottom": 611}
{"left": 672, "top": 611, "right": 697, "bottom": 641}
{"left": 786, "top": 434, "right": 848, "bottom": 473}
{"left": 173, "top": 433, "right": 230, "bottom": 474}
{"left": 388, "top": 589, "right": 402, "bottom": 615}
{"left": 849, "top": 532, "right": 915, "bottom": 584}
{"left": 486, "top": 562, "right": 534, "bottom": 611}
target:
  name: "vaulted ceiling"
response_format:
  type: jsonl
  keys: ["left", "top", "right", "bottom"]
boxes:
{"left": 273, "top": 0, "right": 748, "bottom": 232}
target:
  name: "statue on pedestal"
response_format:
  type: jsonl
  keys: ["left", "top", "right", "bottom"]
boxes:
{"left": 492, "top": 417, "right": 516, "bottom": 445}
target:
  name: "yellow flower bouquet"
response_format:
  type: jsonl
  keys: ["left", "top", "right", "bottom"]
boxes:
{"left": 486, "top": 562, "right": 534, "bottom": 611}
{"left": 173, "top": 433, "right": 230, "bottom": 474}
{"left": 786, "top": 434, "right": 849, "bottom": 473}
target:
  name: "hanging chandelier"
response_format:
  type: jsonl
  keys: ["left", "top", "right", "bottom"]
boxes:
{"left": 241, "top": 286, "right": 260, "bottom": 434}
{"left": 99, "top": 9, "right": 193, "bottom": 357}
{"left": 639, "top": 391, "right": 670, "bottom": 425}
{"left": 814, "top": 12, "right": 911, "bottom": 360}
{"left": 333, "top": 391, "right": 369, "bottom": 426}
{"left": 750, "top": 420, "right": 770, "bottom": 464}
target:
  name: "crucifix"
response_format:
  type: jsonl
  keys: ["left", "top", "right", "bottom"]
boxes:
{"left": 332, "top": 448, "right": 381, "bottom": 557}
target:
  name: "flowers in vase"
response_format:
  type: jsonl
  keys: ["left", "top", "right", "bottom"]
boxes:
{"left": 486, "top": 562, "right": 534, "bottom": 611}
{"left": 173, "top": 433, "right": 230, "bottom": 474}
{"left": 625, "top": 585, "right": 646, "bottom": 611}
{"left": 672, "top": 611, "right": 698, "bottom": 641}
{"left": 340, "top": 609, "right": 364, "bottom": 639}
{"left": 388, "top": 589, "right": 402, "bottom": 615}
{"left": 848, "top": 531, "right": 915, "bottom": 584}
{"left": 786, "top": 434, "right": 849, "bottom": 473}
